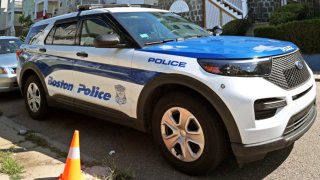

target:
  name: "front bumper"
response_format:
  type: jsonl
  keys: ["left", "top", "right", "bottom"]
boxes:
{"left": 231, "top": 100, "right": 317, "bottom": 164}
{"left": 0, "top": 75, "right": 18, "bottom": 92}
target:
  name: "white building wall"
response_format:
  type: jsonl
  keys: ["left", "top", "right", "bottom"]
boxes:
{"left": 205, "top": 0, "right": 220, "bottom": 29}
{"left": 0, "top": 0, "right": 9, "bottom": 30}
{"left": 205, "top": 0, "right": 237, "bottom": 29}
{"left": 2, "top": 0, "right": 22, "bottom": 35}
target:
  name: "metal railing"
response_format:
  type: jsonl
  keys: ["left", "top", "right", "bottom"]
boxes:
{"left": 222, "top": 0, "right": 242, "bottom": 12}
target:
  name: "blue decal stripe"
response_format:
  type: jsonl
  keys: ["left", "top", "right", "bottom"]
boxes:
{"left": 35, "top": 55, "right": 163, "bottom": 85}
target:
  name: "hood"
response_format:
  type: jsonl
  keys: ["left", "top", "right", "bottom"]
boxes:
{"left": 138, "top": 36, "right": 298, "bottom": 59}
{"left": 0, "top": 53, "right": 17, "bottom": 67}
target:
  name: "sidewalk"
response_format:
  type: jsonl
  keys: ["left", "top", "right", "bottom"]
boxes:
{"left": 314, "top": 71, "right": 320, "bottom": 82}
{"left": 0, "top": 115, "right": 65, "bottom": 179}
{"left": 0, "top": 114, "right": 109, "bottom": 179}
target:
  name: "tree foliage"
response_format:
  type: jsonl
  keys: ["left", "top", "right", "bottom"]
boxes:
{"left": 18, "top": 15, "right": 33, "bottom": 40}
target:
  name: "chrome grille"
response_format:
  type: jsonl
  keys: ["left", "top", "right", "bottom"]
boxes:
{"left": 265, "top": 51, "right": 310, "bottom": 89}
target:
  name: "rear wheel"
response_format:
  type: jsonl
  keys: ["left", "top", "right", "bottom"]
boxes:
{"left": 24, "top": 75, "right": 48, "bottom": 120}
{"left": 152, "top": 92, "right": 228, "bottom": 175}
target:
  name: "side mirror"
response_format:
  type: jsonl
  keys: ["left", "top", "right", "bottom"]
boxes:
{"left": 94, "top": 34, "right": 121, "bottom": 48}
{"left": 212, "top": 26, "right": 223, "bottom": 36}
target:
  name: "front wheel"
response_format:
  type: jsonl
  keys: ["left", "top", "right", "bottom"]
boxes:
{"left": 152, "top": 92, "right": 228, "bottom": 175}
{"left": 24, "top": 75, "right": 48, "bottom": 120}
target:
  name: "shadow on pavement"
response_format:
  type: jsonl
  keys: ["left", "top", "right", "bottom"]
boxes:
{"left": 206, "top": 145, "right": 293, "bottom": 179}
{"left": 0, "top": 90, "right": 22, "bottom": 101}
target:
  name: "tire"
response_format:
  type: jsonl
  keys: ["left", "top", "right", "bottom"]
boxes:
{"left": 152, "top": 92, "right": 228, "bottom": 175}
{"left": 23, "top": 75, "right": 48, "bottom": 120}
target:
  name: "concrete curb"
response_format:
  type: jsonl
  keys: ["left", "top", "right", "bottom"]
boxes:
{"left": 0, "top": 115, "right": 64, "bottom": 179}
{"left": 0, "top": 115, "right": 108, "bottom": 179}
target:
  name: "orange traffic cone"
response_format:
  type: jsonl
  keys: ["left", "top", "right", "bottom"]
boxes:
{"left": 59, "top": 130, "right": 82, "bottom": 180}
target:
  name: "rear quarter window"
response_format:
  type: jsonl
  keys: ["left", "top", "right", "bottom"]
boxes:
{"left": 25, "top": 24, "right": 48, "bottom": 45}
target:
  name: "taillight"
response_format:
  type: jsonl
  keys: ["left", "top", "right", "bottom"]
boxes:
{"left": 16, "top": 49, "right": 23, "bottom": 57}
{"left": 0, "top": 67, "right": 8, "bottom": 74}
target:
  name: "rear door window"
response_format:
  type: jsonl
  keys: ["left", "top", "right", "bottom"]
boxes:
{"left": 52, "top": 22, "right": 77, "bottom": 45}
{"left": 25, "top": 24, "right": 48, "bottom": 45}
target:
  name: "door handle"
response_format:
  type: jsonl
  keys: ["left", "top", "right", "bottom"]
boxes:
{"left": 76, "top": 52, "right": 88, "bottom": 57}
{"left": 39, "top": 48, "right": 46, "bottom": 52}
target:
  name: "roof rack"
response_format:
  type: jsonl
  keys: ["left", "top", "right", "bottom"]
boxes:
{"left": 77, "top": 4, "right": 132, "bottom": 11}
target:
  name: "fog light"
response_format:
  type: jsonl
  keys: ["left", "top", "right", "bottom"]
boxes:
{"left": 254, "top": 98, "right": 287, "bottom": 120}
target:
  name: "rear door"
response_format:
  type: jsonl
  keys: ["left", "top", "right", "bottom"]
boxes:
{"left": 42, "top": 19, "right": 80, "bottom": 105}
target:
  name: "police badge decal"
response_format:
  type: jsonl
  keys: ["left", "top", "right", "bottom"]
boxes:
{"left": 115, "top": 85, "right": 127, "bottom": 105}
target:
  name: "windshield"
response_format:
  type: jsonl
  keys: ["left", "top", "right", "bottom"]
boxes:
{"left": 112, "top": 12, "right": 210, "bottom": 45}
{"left": 0, "top": 39, "right": 23, "bottom": 54}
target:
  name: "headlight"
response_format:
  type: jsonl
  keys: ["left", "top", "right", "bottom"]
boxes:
{"left": 0, "top": 67, "right": 8, "bottom": 74}
{"left": 197, "top": 58, "right": 272, "bottom": 77}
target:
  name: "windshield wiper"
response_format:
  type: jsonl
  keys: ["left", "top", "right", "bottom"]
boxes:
{"left": 144, "top": 38, "right": 179, "bottom": 45}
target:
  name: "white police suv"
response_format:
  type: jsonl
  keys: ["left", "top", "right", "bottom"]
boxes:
{"left": 17, "top": 5, "right": 317, "bottom": 174}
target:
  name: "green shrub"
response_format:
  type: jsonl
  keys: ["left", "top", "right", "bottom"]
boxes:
{"left": 270, "top": 3, "right": 309, "bottom": 25}
{"left": 252, "top": 26, "right": 280, "bottom": 39}
{"left": 270, "top": 12, "right": 297, "bottom": 25}
{"left": 222, "top": 19, "right": 252, "bottom": 36}
{"left": 254, "top": 19, "right": 320, "bottom": 54}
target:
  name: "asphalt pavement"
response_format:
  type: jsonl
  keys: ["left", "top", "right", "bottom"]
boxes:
{"left": 0, "top": 83, "right": 319, "bottom": 179}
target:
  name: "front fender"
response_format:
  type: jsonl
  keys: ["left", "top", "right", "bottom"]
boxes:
{"left": 137, "top": 74, "right": 242, "bottom": 143}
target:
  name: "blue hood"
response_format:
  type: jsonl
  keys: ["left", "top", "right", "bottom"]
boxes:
{"left": 138, "top": 36, "right": 298, "bottom": 59}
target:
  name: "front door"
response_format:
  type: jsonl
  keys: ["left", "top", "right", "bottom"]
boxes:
{"left": 71, "top": 16, "right": 140, "bottom": 118}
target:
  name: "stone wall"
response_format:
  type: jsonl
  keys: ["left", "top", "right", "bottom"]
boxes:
{"left": 315, "top": 0, "right": 320, "bottom": 16}
{"left": 248, "top": 0, "right": 281, "bottom": 22}
{"left": 157, "top": 0, "right": 204, "bottom": 26}
{"left": 248, "top": 0, "right": 318, "bottom": 22}
{"left": 292, "top": 0, "right": 317, "bottom": 16}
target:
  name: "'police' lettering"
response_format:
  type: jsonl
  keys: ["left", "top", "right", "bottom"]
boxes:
{"left": 77, "top": 84, "right": 111, "bottom": 101}
{"left": 148, "top": 58, "right": 187, "bottom": 68}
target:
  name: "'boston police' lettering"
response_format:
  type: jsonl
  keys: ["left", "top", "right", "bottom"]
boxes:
{"left": 47, "top": 77, "right": 111, "bottom": 101}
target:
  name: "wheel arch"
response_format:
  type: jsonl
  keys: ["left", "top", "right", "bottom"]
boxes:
{"left": 137, "top": 74, "right": 242, "bottom": 143}
{"left": 20, "top": 62, "right": 49, "bottom": 96}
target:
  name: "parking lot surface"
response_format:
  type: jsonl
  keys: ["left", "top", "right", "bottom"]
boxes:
{"left": 0, "top": 83, "right": 319, "bottom": 179}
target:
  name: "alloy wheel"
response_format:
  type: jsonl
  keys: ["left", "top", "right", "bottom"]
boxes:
{"left": 161, "top": 107, "right": 205, "bottom": 162}
{"left": 27, "top": 83, "right": 41, "bottom": 112}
